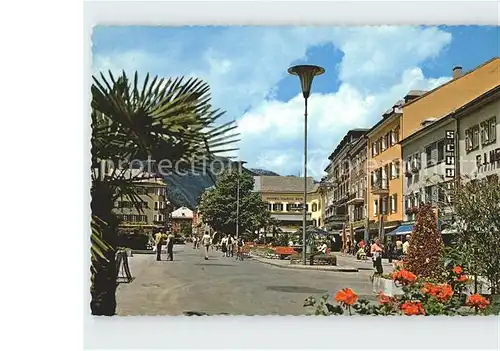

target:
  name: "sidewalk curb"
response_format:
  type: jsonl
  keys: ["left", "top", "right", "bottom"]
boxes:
{"left": 252, "top": 257, "right": 359, "bottom": 272}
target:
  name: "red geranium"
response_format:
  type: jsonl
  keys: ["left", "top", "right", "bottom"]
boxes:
{"left": 456, "top": 274, "right": 469, "bottom": 283}
{"left": 452, "top": 266, "right": 463, "bottom": 275}
{"left": 392, "top": 269, "right": 417, "bottom": 285}
{"left": 377, "top": 292, "right": 394, "bottom": 305}
{"left": 466, "top": 294, "right": 489, "bottom": 310}
{"left": 335, "top": 288, "right": 358, "bottom": 305}
{"left": 422, "top": 283, "right": 453, "bottom": 302}
{"left": 400, "top": 301, "right": 425, "bottom": 316}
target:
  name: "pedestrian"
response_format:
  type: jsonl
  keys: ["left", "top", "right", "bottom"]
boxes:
{"left": 395, "top": 239, "right": 403, "bottom": 260}
{"left": 154, "top": 230, "right": 165, "bottom": 261}
{"left": 227, "top": 235, "right": 234, "bottom": 257}
{"left": 370, "top": 237, "right": 384, "bottom": 292}
{"left": 386, "top": 240, "right": 394, "bottom": 263}
{"left": 166, "top": 233, "right": 174, "bottom": 261}
{"left": 202, "top": 231, "right": 212, "bottom": 260}
{"left": 236, "top": 237, "right": 245, "bottom": 260}
{"left": 221, "top": 235, "right": 228, "bottom": 257}
{"left": 402, "top": 234, "right": 411, "bottom": 256}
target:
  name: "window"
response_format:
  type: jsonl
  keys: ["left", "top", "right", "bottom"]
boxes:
{"left": 392, "top": 127, "right": 400, "bottom": 145}
{"left": 412, "top": 153, "right": 420, "bottom": 170}
{"left": 437, "top": 139, "right": 445, "bottom": 163}
{"left": 481, "top": 116, "right": 497, "bottom": 146}
{"left": 381, "top": 134, "right": 388, "bottom": 151}
{"left": 312, "top": 203, "right": 318, "bottom": 212}
{"left": 372, "top": 141, "right": 378, "bottom": 156}
{"left": 425, "top": 186, "right": 433, "bottom": 203}
{"left": 438, "top": 186, "right": 445, "bottom": 203}
{"left": 154, "top": 201, "right": 159, "bottom": 210}
{"left": 373, "top": 200, "right": 378, "bottom": 217}
{"left": 413, "top": 192, "right": 420, "bottom": 207}
{"left": 426, "top": 143, "right": 435, "bottom": 167}
{"left": 390, "top": 194, "right": 397, "bottom": 214}
{"left": 391, "top": 160, "right": 400, "bottom": 179}
{"left": 272, "top": 203, "right": 284, "bottom": 212}
{"left": 406, "top": 156, "right": 411, "bottom": 173}
{"left": 466, "top": 125, "right": 480, "bottom": 152}
{"left": 406, "top": 196, "right": 412, "bottom": 211}
{"left": 381, "top": 197, "right": 388, "bottom": 215}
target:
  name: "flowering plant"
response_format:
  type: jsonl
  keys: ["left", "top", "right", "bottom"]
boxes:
{"left": 304, "top": 265, "right": 492, "bottom": 316}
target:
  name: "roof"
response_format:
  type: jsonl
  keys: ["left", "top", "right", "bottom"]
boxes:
{"left": 327, "top": 129, "right": 369, "bottom": 161}
{"left": 366, "top": 99, "right": 407, "bottom": 137}
{"left": 400, "top": 84, "right": 500, "bottom": 145}
{"left": 256, "top": 176, "right": 315, "bottom": 193}
{"left": 171, "top": 206, "right": 194, "bottom": 219}
{"left": 403, "top": 57, "right": 500, "bottom": 107}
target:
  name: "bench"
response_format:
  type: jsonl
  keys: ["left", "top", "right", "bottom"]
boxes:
{"left": 274, "top": 246, "right": 297, "bottom": 260}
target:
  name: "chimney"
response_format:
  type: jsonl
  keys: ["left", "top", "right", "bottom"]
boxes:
{"left": 452, "top": 65, "right": 463, "bottom": 79}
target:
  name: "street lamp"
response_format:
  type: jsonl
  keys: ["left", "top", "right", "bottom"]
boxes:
{"left": 288, "top": 64, "right": 325, "bottom": 265}
{"left": 234, "top": 160, "right": 247, "bottom": 239}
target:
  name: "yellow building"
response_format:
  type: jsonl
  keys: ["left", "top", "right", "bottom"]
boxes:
{"left": 366, "top": 97, "right": 415, "bottom": 236}
{"left": 367, "top": 57, "right": 500, "bottom": 238}
{"left": 253, "top": 175, "right": 316, "bottom": 233}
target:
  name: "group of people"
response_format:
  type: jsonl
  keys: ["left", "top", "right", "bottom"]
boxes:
{"left": 154, "top": 231, "right": 175, "bottom": 262}
{"left": 192, "top": 232, "right": 245, "bottom": 261}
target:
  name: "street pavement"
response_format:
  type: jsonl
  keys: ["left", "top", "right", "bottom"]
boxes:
{"left": 116, "top": 245, "right": 378, "bottom": 316}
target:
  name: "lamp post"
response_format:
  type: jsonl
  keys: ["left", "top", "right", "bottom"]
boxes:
{"left": 235, "top": 160, "right": 247, "bottom": 239}
{"left": 288, "top": 64, "right": 325, "bottom": 265}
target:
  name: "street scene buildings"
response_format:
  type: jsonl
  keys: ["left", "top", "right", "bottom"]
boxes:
{"left": 90, "top": 25, "right": 500, "bottom": 318}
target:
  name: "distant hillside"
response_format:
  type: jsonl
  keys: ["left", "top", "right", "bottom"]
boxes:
{"left": 163, "top": 160, "right": 263, "bottom": 210}
{"left": 249, "top": 168, "right": 280, "bottom": 176}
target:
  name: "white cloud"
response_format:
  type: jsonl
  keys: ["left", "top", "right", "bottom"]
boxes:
{"left": 238, "top": 67, "right": 451, "bottom": 178}
{"left": 92, "top": 26, "right": 453, "bottom": 178}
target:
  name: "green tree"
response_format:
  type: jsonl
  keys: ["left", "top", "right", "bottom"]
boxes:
{"left": 449, "top": 176, "right": 500, "bottom": 294}
{"left": 179, "top": 222, "right": 193, "bottom": 236}
{"left": 405, "top": 203, "right": 444, "bottom": 279}
{"left": 91, "top": 71, "right": 238, "bottom": 315}
{"left": 198, "top": 169, "right": 271, "bottom": 235}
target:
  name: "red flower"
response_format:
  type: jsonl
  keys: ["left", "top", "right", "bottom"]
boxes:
{"left": 421, "top": 283, "right": 453, "bottom": 302}
{"left": 335, "top": 288, "right": 358, "bottom": 305}
{"left": 392, "top": 269, "right": 417, "bottom": 285}
{"left": 400, "top": 301, "right": 425, "bottom": 316}
{"left": 452, "top": 266, "right": 463, "bottom": 275}
{"left": 377, "top": 292, "right": 394, "bottom": 305}
{"left": 466, "top": 294, "right": 489, "bottom": 310}
{"left": 456, "top": 274, "right": 468, "bottom": 283}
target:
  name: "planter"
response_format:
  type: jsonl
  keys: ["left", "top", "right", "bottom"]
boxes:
{"left": 374, "top": 277, "right": 403, "bottom": 296}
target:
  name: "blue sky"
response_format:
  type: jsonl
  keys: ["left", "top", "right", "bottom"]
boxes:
{"left": 92, "top": 26, "right": 499, "bottom": 179}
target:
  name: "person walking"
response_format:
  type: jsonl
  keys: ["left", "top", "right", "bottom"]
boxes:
{"left": 166, "top": 233, "right": 175, "bottom": 261}
{"left": 236, "top": 237, "right": 245, "bottom": 261}
{"left": 202, "top": 231, "right": 212, "bottom": 260}
{"left": 221, "top": 235, "right": 228, "bottom": 257}
{"left": 227, "top": 235, "right": 234, "bottom": 257}
{"left": 370, "top": 237, "right": 384, "bottom": 293}
{"left": 154, "top": 230, "right": 165, "bottom": 261}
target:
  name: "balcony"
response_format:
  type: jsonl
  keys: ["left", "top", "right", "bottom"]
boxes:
{"left": 325, "top": 213, "right": 348, "bottom": 224}
{"left": 346, "top": 192, "right": 365, "bottom": 205}
{"left": 371, "top": 179, "right": 389, "bottom": 195}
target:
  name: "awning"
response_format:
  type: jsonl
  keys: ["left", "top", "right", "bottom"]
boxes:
{"left": 386, "top": 224, "right": 414, "bottom": 236}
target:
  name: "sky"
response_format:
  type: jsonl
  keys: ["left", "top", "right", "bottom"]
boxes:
{"left": 92, "top": 26, "right": 499, "bottom": 179}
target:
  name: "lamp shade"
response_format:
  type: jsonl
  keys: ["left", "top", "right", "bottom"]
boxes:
{"left": 287, "top": 65, "right": 325, "bottom": 99}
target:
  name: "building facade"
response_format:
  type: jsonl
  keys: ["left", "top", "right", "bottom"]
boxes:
{"left": 366, "top": 97, "right": 415, "bottom": 237}
{"left": 324, "top": 129, "right": 368, "bottom": 235}
{"left": 113, "top": 171, "right": 170, "bottom": 234}
{"left": 346, "top": 135, "right": 369, "bottom": 241}
{"left": 171, "top": 206, "right": 194, "bottom": 235}
{"left": 253, "top": 175, "right": 314, "bottom": 233}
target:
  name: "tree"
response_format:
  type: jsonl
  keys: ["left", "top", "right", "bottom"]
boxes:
{"left": 450, "top": 176, "right": 500, "bottom": 294}
{"left": 405, "top": 203, "right": 444, "bottom": 279}
{"left": 197, "top": 169, "right": 271, "bottom": 236}
{"left": 91, "top": 71, "right": 238, "bottom": 315}
{"left": 179, "top": 222, "right": 193, "bottom": 236}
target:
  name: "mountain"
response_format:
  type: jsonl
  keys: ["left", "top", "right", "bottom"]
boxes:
{"left": 164, "top": 165, "right": 280, "bottom": 209}
{"left": 249, "top": 168, "right": 280, "bottom": 176}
